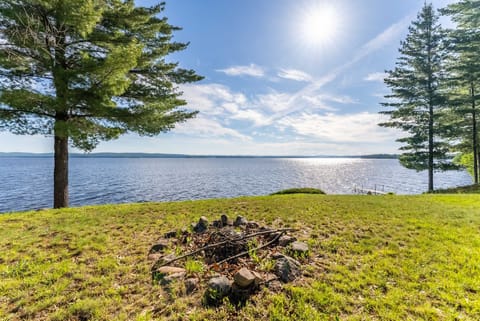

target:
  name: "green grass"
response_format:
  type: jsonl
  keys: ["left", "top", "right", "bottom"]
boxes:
{"left": 270, "top": 187, "right": 325, "bottom": 195}
{"left": 433, "top": 184, "right": 480, "bottom": 194}
{"left": 1, "top": 194, "right": 480, "bottom": 320}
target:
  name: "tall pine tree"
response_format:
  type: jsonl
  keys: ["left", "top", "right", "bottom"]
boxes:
{"left": 380, "top": 3, "right": 455, "bottom": 192}
{"left": 441, "top": 0, "right": 480, "bottom": 184}
{"left": 0, "top": 1, "right": 202, "bottom": 208}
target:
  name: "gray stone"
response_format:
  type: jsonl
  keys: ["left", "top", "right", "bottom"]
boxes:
{"left": 205, "top": 276, "right": 232, "bottom": 305}
{"left": 193, "top": 216, "right": 209, "bottom": 233}
{"left": 278, "top": 235, "right": 297, "bottom": 247}
{"left": 290, "top": 241, "right": 309, "bottom": 255}
{"left": 164, "top": 230, "right": 177, "bottom": 238}
{"left": 212, "top": 220, "right": 222, "bottom": 228}
{"left": 234, "top": 268, "right": 256, "bottom": 288}
{"left": 149, "top": 238, "right": 170, "bottom": 254}
{"left": 220, "top": 214, "right": 230, "bottom": 226}
{"left": 233, "top": 215, "right": 248, "bottom": 227}
{"left": 274, "top": 256, "right": 301, "bottom": 283}
{"left": 185, "top": 278, "right": 199, "bottom": 294}
{"left": 152, "top": 266, "right": 186, "bottom": 285}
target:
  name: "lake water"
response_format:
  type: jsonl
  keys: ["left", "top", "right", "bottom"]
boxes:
{"left": 0, "top": 157, "right": 472, "bottom": 213}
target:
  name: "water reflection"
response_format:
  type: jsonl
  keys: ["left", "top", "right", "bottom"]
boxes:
{"left": 0, "top": 157, "right": 472, "bottom": 212}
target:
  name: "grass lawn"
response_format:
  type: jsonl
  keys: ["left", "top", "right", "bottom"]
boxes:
{"left": 433, "top": 184, "right": 480, "bottom": 194}
{"left": 1, "top": 194, "right": 480, "bottom": 320}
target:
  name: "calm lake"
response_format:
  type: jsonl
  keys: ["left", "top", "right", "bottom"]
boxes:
{"left": 0, "top": 157, "right": 472, "bottom": 213}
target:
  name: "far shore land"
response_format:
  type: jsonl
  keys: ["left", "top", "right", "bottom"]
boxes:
{"left": 0, "top": 152, "right": 399, "bottom": 159}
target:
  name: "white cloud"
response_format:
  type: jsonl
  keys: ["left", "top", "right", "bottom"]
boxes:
{"left": 230, "top": 109, "right": 271, "bottom": 127}
{"left": 278, "top": 112, "right": 400, "bottom": 143}
{"left": 174, "top": 115, "right": 251, "bottom": 141}
{"left": 180, "top": 83, "right": 271, "bottom": 127}
{"left": 364, "top": 72, "right": 387, "bottom": 82}
{"left": 255, "top": 92, "right": 292, "bottom": 113}
{"left": 307, "top": 94, "right": 358, "bottom": 105}
{"left": 180, "top": 83, "right": 247, "bottom": 115}
{"left": 216, "top": 64, "right": 265, "bottom": 77}
{"left": 278, "top": 68, "right": 313, "bottom": 82}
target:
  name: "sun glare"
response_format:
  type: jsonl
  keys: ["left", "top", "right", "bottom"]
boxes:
{"left": 299, "top": 4, "right": 341, "bottom": 48}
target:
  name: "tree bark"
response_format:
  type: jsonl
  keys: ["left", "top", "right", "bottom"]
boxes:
{"left": 426, "top": 19, "right": 434, "bottom": 193}
{"left": 471, "top": 83, "right": 478, "bottom": 184}
{"left": 54, "top": 131, "right": 69, "bottom": 208}
{"left": 428, "top": 103, "right": 434, "bottom": 193}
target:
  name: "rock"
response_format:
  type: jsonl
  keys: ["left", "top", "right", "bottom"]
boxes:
{"left": 251, "top": 270, "right": 264, "bottom": 287}
{"left": 199, "top": 216, "right": 209, "bottom": 225}
{"left": 212, "top": 220, "right": 222, "bottom": 228}
{"left": 164, "top": 230, "right": 177, "bottom": 238}
{"left": 234, "top": 268, "right": 256, "bottom": 288}
{"left": 274, "top": 256, "right": 301, "bottom": 283}
{"left": 149, "top": 238, "right": 170, "bottom": 254}
{"left": 152, "top": 266, "right": 186, "bottom": 285}
{"left": 155, "top": 266, "right": 186, "bottom": 275}
{"left": 185, "top": 278, "right": 199, "bottom": 294}
{"left": 151, "top": 253, "right": 176, "bottom": 271}
{"left": 230, "top": 283, "right": 251, "bottom": 305}
{"left": 221, "top": 214, "right": 232, "bottom": 226}
{"left": 204, "top": 276, "right": 232, "bottom": 305}
{"left": 271, "top": 252, "right": 285, "bottom": 260}
{"left": 233, "top": 215, "right": 248, "bottom": 227}
{"left": 278, "top": 235, "right": 297, "bottom": 247}
{"left": 193, "top": 216, "right": 209, "bottom": 233}
{"left": 246, "top": 221, "right": 260, "bottom": 229}
{"left": 147, "top": 252, "right": 162, "bottom": 261}
{"left": 163, "top": 272, "right": 187, "bottom": 285}
{"left": 290, "top": 241, "right": 309, "bottom": 256}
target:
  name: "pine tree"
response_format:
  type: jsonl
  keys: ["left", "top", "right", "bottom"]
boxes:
{"left": 441, "top": 0, "right": 480, "bottom": 184}
{"left": 0, "top": 1, "right": 202, "bottom": 208}
{"left": 380, "top": 3, "right": 455, "bottom": 192}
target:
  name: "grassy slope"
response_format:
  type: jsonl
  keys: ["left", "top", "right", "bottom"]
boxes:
{"left": 1, "top": 195, "right": 480, "bottom": 321}
{"left": 433, "top": 184, "right": 480, "bottom": 194}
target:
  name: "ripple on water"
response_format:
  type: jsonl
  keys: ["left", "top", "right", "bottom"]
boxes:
{"left": 0, "top": 157, "right": 472, "bottom": 213}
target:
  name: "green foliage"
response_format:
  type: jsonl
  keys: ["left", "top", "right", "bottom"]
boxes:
{"left": 380, "top": 3, "right": 456, "bottom": 191}
{"left": 184, "top": 259, "right": 204, "bottom": 275}
{"left": 0, "top": 0, "right": 202, "bottom": 149}
{"left": 271, "top": 188, "right": 326, "bottom": 195}
{"left": 440, "top": 1, "right": 480, "bottom": 184}
{"left": 454, "top": 152, "right": 475, "bottom": 178}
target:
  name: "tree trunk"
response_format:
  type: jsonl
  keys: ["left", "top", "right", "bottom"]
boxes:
{"left": 428, "top": 103, "right": 434, "bottom": 192}
{"left": 54, "top": 132, "right": 69, "bottom": 208}
{"left": 471, "top": 83, "right": 478, "bottom": 184}
{"left": 426, "top": 21, "right": 434, "bottom": 193}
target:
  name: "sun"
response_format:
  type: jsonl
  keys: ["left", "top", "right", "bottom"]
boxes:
{"left": 299, "top": 4, "right": 341, "bottom": 48}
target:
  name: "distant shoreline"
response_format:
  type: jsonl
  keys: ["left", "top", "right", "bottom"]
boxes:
{"left": 0, "top": 152, "right": 399, "bottom": 159}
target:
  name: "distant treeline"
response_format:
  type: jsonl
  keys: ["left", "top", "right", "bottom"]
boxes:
{"left": 0, "top": 152, "right": 399, "bottom": 159}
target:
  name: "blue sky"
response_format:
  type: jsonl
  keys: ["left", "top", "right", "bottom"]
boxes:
{"left": 0, "top": 0, "right": 455, "bottom": 155}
